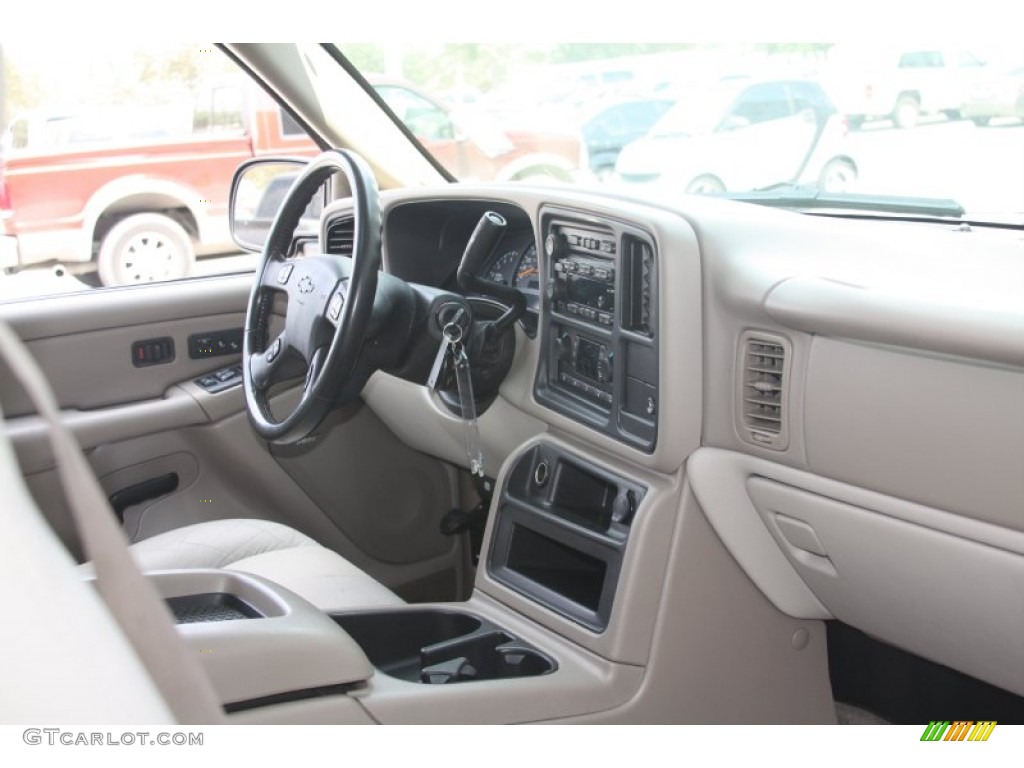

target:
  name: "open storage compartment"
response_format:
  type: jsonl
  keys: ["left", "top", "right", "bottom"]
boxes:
{"left": 333, "top": 609, "right": 556, "bottom": 685}
{"left": 487, "top": 443, "right": 645, "bottom": 632}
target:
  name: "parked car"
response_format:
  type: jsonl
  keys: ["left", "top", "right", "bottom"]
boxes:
{"left": 822, "top": 46, "right": 988, "bottom": 129}
{"left": 614, "top": 78, "right": 857, "bottom": 194}
{"left": 2, "top": 105, "right": 190, "bottom": 151}
{"left": 0, "top": 81, "right": 318, "bottom": 286}
{"left": 960, "top": 64, "right": 1024, "bottom": 125}
{"left": 371, "top": 78, "right": 585, "bottom": 183}
{"left": 1, "top": 42, "right": 1022, "bottom": 747}
{"left": 580, "top": 97, "right": 675, "bottom": 179}
{"left": 0, "top": 75, "right": 584, "bottom": 289}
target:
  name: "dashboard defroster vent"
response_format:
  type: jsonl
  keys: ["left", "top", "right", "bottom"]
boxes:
{"left": 325, "top": 217, "right": 354, "bottom": 256}
{"left": 739, "top": 332, "right": 791, "bottom": 450}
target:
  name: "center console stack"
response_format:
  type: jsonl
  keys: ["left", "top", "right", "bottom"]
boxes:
{"left": 534, "top": 207, "right": 659, "bottom": 453}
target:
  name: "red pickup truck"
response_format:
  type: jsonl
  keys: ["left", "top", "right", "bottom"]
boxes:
{"left": 1, "top": 79, "right": 585, "bottom": 287}
{"left": 0, "top": 85, "right": 318, "bottom": 286}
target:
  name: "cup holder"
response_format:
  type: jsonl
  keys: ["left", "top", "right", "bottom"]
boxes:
{"left": 333, "top": 609, "right": 556, "bottom": 685}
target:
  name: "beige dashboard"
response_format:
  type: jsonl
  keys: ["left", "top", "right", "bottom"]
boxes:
{"left": 359, "top": 184, "right": 1024, "bottom": 709}
{"left": 3, "top": 180, "right": 1022, "bottom": 724}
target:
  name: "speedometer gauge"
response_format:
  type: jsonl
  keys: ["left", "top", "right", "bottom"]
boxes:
{"left": 486, "top": 249, "right": 520, "bottom": 286}
{"left": 514, "top": 244, "right": 539, "bottom": 290}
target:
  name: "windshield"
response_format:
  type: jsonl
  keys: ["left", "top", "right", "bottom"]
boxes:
{"left": 647, "top": 87, "right": 738, "bottom": 137}
{"left": 332, "top": 43, "right": 1022, "bottom": 224}
{"left": 0, "top": 40, "right": 1021, "bottom": 301}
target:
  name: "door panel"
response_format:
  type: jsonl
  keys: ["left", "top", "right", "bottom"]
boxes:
{"left": 0, "top": 275, "right": 253, "bottom": 416}
{"left": 0, "top": 277, "right": 466, "bottom": 600}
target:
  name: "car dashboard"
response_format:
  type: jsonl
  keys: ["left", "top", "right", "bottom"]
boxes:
{"left": 3, "top": 175, "right": 1021, "bottom": 726}
{"left": 334, "top": 182, "right": 1024, "bottom": 720}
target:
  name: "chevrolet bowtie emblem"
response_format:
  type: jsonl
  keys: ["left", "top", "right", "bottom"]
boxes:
{"left": 297, "top": 275, "right": 315, "bottom": 294}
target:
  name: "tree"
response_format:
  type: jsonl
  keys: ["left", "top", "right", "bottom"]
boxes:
{"left": 341, "top": 44, "right": 387, "bottom": 75}
{"left": 1, "top": 52, "right": 43, "bottom": 116}
{"left": 119, "top": 45, "right": 238, "bottom": 104}
{"left": 403, "top": 44, "right": 547, "bottom": 94}
{"left": 548, "top": 44, "right": 696, "bottom": 64}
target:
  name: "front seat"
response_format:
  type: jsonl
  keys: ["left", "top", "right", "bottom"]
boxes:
{"left": 124, "top": 518, "right": 403, "bottom": 613}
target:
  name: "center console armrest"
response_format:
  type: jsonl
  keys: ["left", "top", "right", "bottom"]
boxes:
{"left": 140, "top": 569, "right": 374, "bottom": 708}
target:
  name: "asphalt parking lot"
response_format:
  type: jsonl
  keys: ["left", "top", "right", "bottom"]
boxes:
{"left": 1, "top": 116, "right": 1021, "bottom": 301}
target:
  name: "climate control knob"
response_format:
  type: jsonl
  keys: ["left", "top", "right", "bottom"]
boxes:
{"left": 596, "top": 349, "right": 613, "bottom": 384}
{"left": 555, "top": 332, "right": 574, "bottom": 365}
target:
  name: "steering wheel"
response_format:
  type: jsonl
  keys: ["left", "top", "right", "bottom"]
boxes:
{"left": 243, "top": 149, "right": 381, "bottom": 445}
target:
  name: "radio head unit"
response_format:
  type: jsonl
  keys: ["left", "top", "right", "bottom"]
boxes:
{"left": 534, "top": 210, "right": 659, "bottom": 453}
{"left": 554, "top": 260, "right": 616, "bottom": 326}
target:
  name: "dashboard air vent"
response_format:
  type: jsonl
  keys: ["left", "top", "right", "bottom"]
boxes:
{"left": 325, "top": 217, "right": 354, "bottom": 256}
{"left": 623, "top": 235, "right": 655, "bottom": 336}
{"left": 739, "top": 332, "right": 791, "bottom": 450}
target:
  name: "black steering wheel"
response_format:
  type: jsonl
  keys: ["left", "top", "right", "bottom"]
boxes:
{"left": 243, "top": 149, "right": 381, "bottom": 445}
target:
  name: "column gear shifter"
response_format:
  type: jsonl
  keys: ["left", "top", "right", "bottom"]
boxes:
{"left": 431, "top": 210, "right": 526, "bottom": 416}
{"left": 437, "top": 211, "right": 527, "bottom": 547}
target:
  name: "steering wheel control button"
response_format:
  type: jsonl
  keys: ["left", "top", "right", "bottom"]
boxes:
{"left": 266, "top": 337, "right": 283, "bottom": 363}
{"left": 328, "top": 292, "right": 344, "bottom": 321}
{"left": 277, "top": 263, "right": 294, "bottom": 285}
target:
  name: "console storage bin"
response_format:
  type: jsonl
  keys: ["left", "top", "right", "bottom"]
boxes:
{"left": 333, "top": 609, "right": 555, "bottom": 684}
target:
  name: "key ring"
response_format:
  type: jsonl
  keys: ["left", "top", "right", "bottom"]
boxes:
{"left": 443, "top": 321, "right": 464, "bottom": 345}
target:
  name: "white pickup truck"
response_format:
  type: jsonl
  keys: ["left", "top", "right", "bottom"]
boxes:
{"left": 822, "top": 46, "right": 988, "bottom": 129}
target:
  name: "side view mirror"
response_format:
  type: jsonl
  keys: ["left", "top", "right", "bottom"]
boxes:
{"left": 229, "top": 157, "right": 326, "bottom": 252}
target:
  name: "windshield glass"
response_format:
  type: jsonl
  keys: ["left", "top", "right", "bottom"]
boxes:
{"left": 336, "top": 42, "right": 1023, "bottom": 225}
{"left": 0, "top": 39, "right": 1021, "bottom": 302}
{"left": 647, "top": 87, "right": 738, "bottom": 137}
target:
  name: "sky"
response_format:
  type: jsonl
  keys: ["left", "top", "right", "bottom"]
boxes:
{"left": 2, "top": 0, "right": 1023, "bottom": 42}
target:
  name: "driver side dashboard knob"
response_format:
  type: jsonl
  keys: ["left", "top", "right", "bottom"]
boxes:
{"left": 545, "top": 231, "right": 567, "bottom": 260}
{"left": 555, "top": 332, "right": 574, "bottom": 365}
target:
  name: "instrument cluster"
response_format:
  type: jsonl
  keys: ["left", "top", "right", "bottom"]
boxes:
{"left": 485, "top": 239, "right": 540, "bottom": 293}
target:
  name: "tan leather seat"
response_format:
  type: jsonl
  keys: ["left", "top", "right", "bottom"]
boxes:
{"left": 125, "top": 518, "right": 403, "bottom": 612}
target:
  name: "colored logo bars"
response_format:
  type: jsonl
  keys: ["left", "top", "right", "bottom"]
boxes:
{"left": 920, "top": 721, "right": 997, "bottom": 742}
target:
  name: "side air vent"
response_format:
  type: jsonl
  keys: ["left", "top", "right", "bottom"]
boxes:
{"left": 739, "top": 332, "right": 791, "bottom": 450}
{"left": 623, "top": 235, "right": 655, "bottom": 336}
{"left": 324, "top": 217, "right": 354, "bottom": 256}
